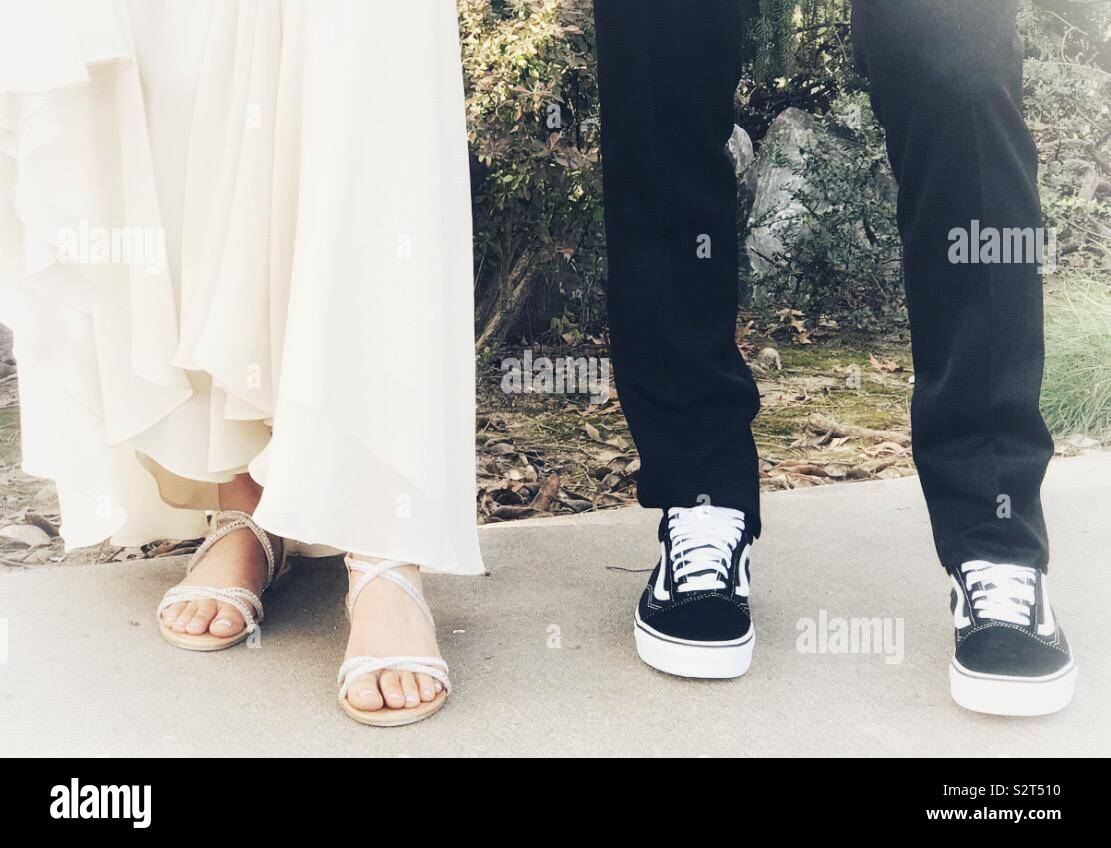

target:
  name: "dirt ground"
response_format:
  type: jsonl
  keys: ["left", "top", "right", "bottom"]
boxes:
{"left": 475, "top": 318, "right": 920, "bottom": 524}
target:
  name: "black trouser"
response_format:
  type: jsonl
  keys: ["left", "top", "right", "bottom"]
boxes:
{"left": 594, "top": 0, "right": 1054, "bottom": 572}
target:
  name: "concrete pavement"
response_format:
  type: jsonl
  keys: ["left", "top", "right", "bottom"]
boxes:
{"left": 1, "top": 453, "right": 1108, "bottom": 757}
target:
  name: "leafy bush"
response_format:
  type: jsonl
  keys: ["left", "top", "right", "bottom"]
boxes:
{"left": 459, "top": 0, "right": 604, "bottom": 355}
{"left": 459, "top": 0, "right": 863, "bottom": 350}
{"left": 1023, "top": 56, "right": 1111, "bottom": 273}
{"left": 737, "top": 0, "right": 862, "bottom": 143}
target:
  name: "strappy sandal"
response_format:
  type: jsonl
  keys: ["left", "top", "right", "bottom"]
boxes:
{"left": 156, "top": 509, "right": 290, "bottom": 651}
{"left": 338, "top": 555, "right": 451, "bottom": 727}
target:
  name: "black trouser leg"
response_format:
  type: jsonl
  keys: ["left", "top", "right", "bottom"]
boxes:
{"left": 594, "top": 0, "right": 762, "bottom": 535}
{"left": 852, "top": 0, "right": 1054, "bottom": 571}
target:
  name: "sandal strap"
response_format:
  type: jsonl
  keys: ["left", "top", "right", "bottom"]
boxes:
{"left": 189, "top": 510, "right": 282, "bottom": 590}
{"left": 156, "top": 586, "right": 264, "bottom": 631}
{"left": 337, "top": 655, "right": 451, "bottom": 702}
{"left": 157, "top": 510, "right": 287, "bottom": 633}
{"left": 339, "top": 557, "right": 449, "bottom": 705}
{"left": 344, "top": 555, "right": 434, "bottom": 627}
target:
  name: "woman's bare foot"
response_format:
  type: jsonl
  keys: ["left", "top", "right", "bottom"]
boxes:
{"left": 159, "top": 528, "right": 281, "bottom": 637}
{"left": 343, "top": 560, "right": 444, "bottom": 711}
{"left": 159, "top": 474, "right": 282, "bottom": 639}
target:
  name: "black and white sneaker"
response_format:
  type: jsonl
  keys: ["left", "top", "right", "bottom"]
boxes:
{"left": 948, "top": 560, "right": 1077, "bottom": 716}
{"left": 633, "top": 505, "right": 755, "bottom": 678}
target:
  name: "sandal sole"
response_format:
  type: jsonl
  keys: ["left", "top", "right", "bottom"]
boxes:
{"left": 158, "top": 621, "right": 251, "bottom": 652}
{"left": 341, "top": 690, "right": 448, "bottom": 727}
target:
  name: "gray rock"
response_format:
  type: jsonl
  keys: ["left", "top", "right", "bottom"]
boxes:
{"left": 0, "top": 323, "right": 12, "bottom": 364}
{"left": 726, "top": 125, "right": 755, "bottom": 179}
{"left": 745, "top": 108, "right": 824, "bottom": 277}
{"left": 726, "top": 125, "right": 758, "bottom": 222}
{"left": 756, "top": 347, "right": 783, "bottom": 371}
{"left": 0, "top": 524, "right": 52, "bottom": 547}
{"left": 20, "top": 547, "right": 55, "bottom": 564}
{"left": 744, "top": 106, "right": 898, "bottom": 284}
{"left": 32, "top": 483, "right": 58, "bottom": 505}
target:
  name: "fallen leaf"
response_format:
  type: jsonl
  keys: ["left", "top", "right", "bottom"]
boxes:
{"left": 490, "top": 505, "right": 546, "bottom": 520}
{"left": 530, "top": 473, "right": 561, "bottom": 512}
{"left": 869, "top": 354, "right": 903, "bottom": 373}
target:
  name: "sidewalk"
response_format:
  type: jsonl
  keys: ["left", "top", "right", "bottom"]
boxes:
{"left": 1, "top": 454, "right": 1108, "bottom": 757}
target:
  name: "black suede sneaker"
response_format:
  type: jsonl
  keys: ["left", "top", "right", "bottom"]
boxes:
{"left": 633, "top": 505, "right": 755, "bottom": 678}
{"left": 948, "top": 560, "right": 1077, "bottom": 716}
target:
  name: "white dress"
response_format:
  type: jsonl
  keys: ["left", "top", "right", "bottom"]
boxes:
{"left": 0, "top": 0, "right": 484, "bottom": 575}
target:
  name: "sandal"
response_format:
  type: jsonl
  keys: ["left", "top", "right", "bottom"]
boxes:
{"left": 337, "top": 555, "right": 451, "bottom": 727}
{"left": 156, "top": 509, "right": 290, "bottom": 651}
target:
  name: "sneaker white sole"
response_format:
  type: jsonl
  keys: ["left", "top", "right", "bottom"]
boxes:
{"left": 634, "top": 611, "right": 755, "bottom": 679}
{"left": 949, "top": 658, "right": 1077, "bottom": 716}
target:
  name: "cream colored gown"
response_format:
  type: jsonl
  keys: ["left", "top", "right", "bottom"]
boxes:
{"left": 0, "top": 0, "right": 484, "bottom": 574}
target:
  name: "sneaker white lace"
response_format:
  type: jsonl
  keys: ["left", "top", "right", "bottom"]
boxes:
{"left": 667, "top": 505, "right": 746, "bottom": 593}
{"left": 960, "top": 560, "right": 1037, "bottom": 626}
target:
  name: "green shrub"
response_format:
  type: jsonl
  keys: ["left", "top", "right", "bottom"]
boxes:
{"left": 1024, "top": 55, "right": 1111, "bottom": 274}
{"left": 459, "top": 0, "right": 604, "bottom": 355}
{"left": 737, "top": 0, "right": 861, "bottom": 144}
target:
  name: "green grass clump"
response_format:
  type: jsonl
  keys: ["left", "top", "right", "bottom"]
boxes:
{"left": 1042, "top": 279, "right": 1111, "bottom": 443}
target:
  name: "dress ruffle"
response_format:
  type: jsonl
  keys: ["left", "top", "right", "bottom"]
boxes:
{"left": 0, "top": 0, "right": 203, "bottom": 547}
{"left": 0, "top": 0, "right": 484, "bottom": 574}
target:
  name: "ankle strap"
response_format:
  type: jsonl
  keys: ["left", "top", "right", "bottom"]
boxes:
{"left": 190, "top": 510, "right": 281, "bottom": 590}
{"left": 345, "top": 556, "right": 433, "bottom": 626}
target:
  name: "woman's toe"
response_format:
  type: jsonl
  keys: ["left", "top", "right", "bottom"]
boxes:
{"left": 378, "top": 670, "right": 406, "bottom": 709}
{"left": 186, "top": 599, "right": 218, "bottom": 634}
{"left": 173, "top": 601, "right": 198, "bottom": 632}
{"left": 399, "top": 671, "right": 420, "bottom": 707}
{"left": 415, "top": 673, "right": 437, "bottom": 703}
{"left": 209, "top": 603, "right": 246, "bottom": 637}
{"left": 161, "top": 601, "right": 186, "bottom": 628}
{"left": 346, "top": 672, "right": 385, "bottom": 712}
